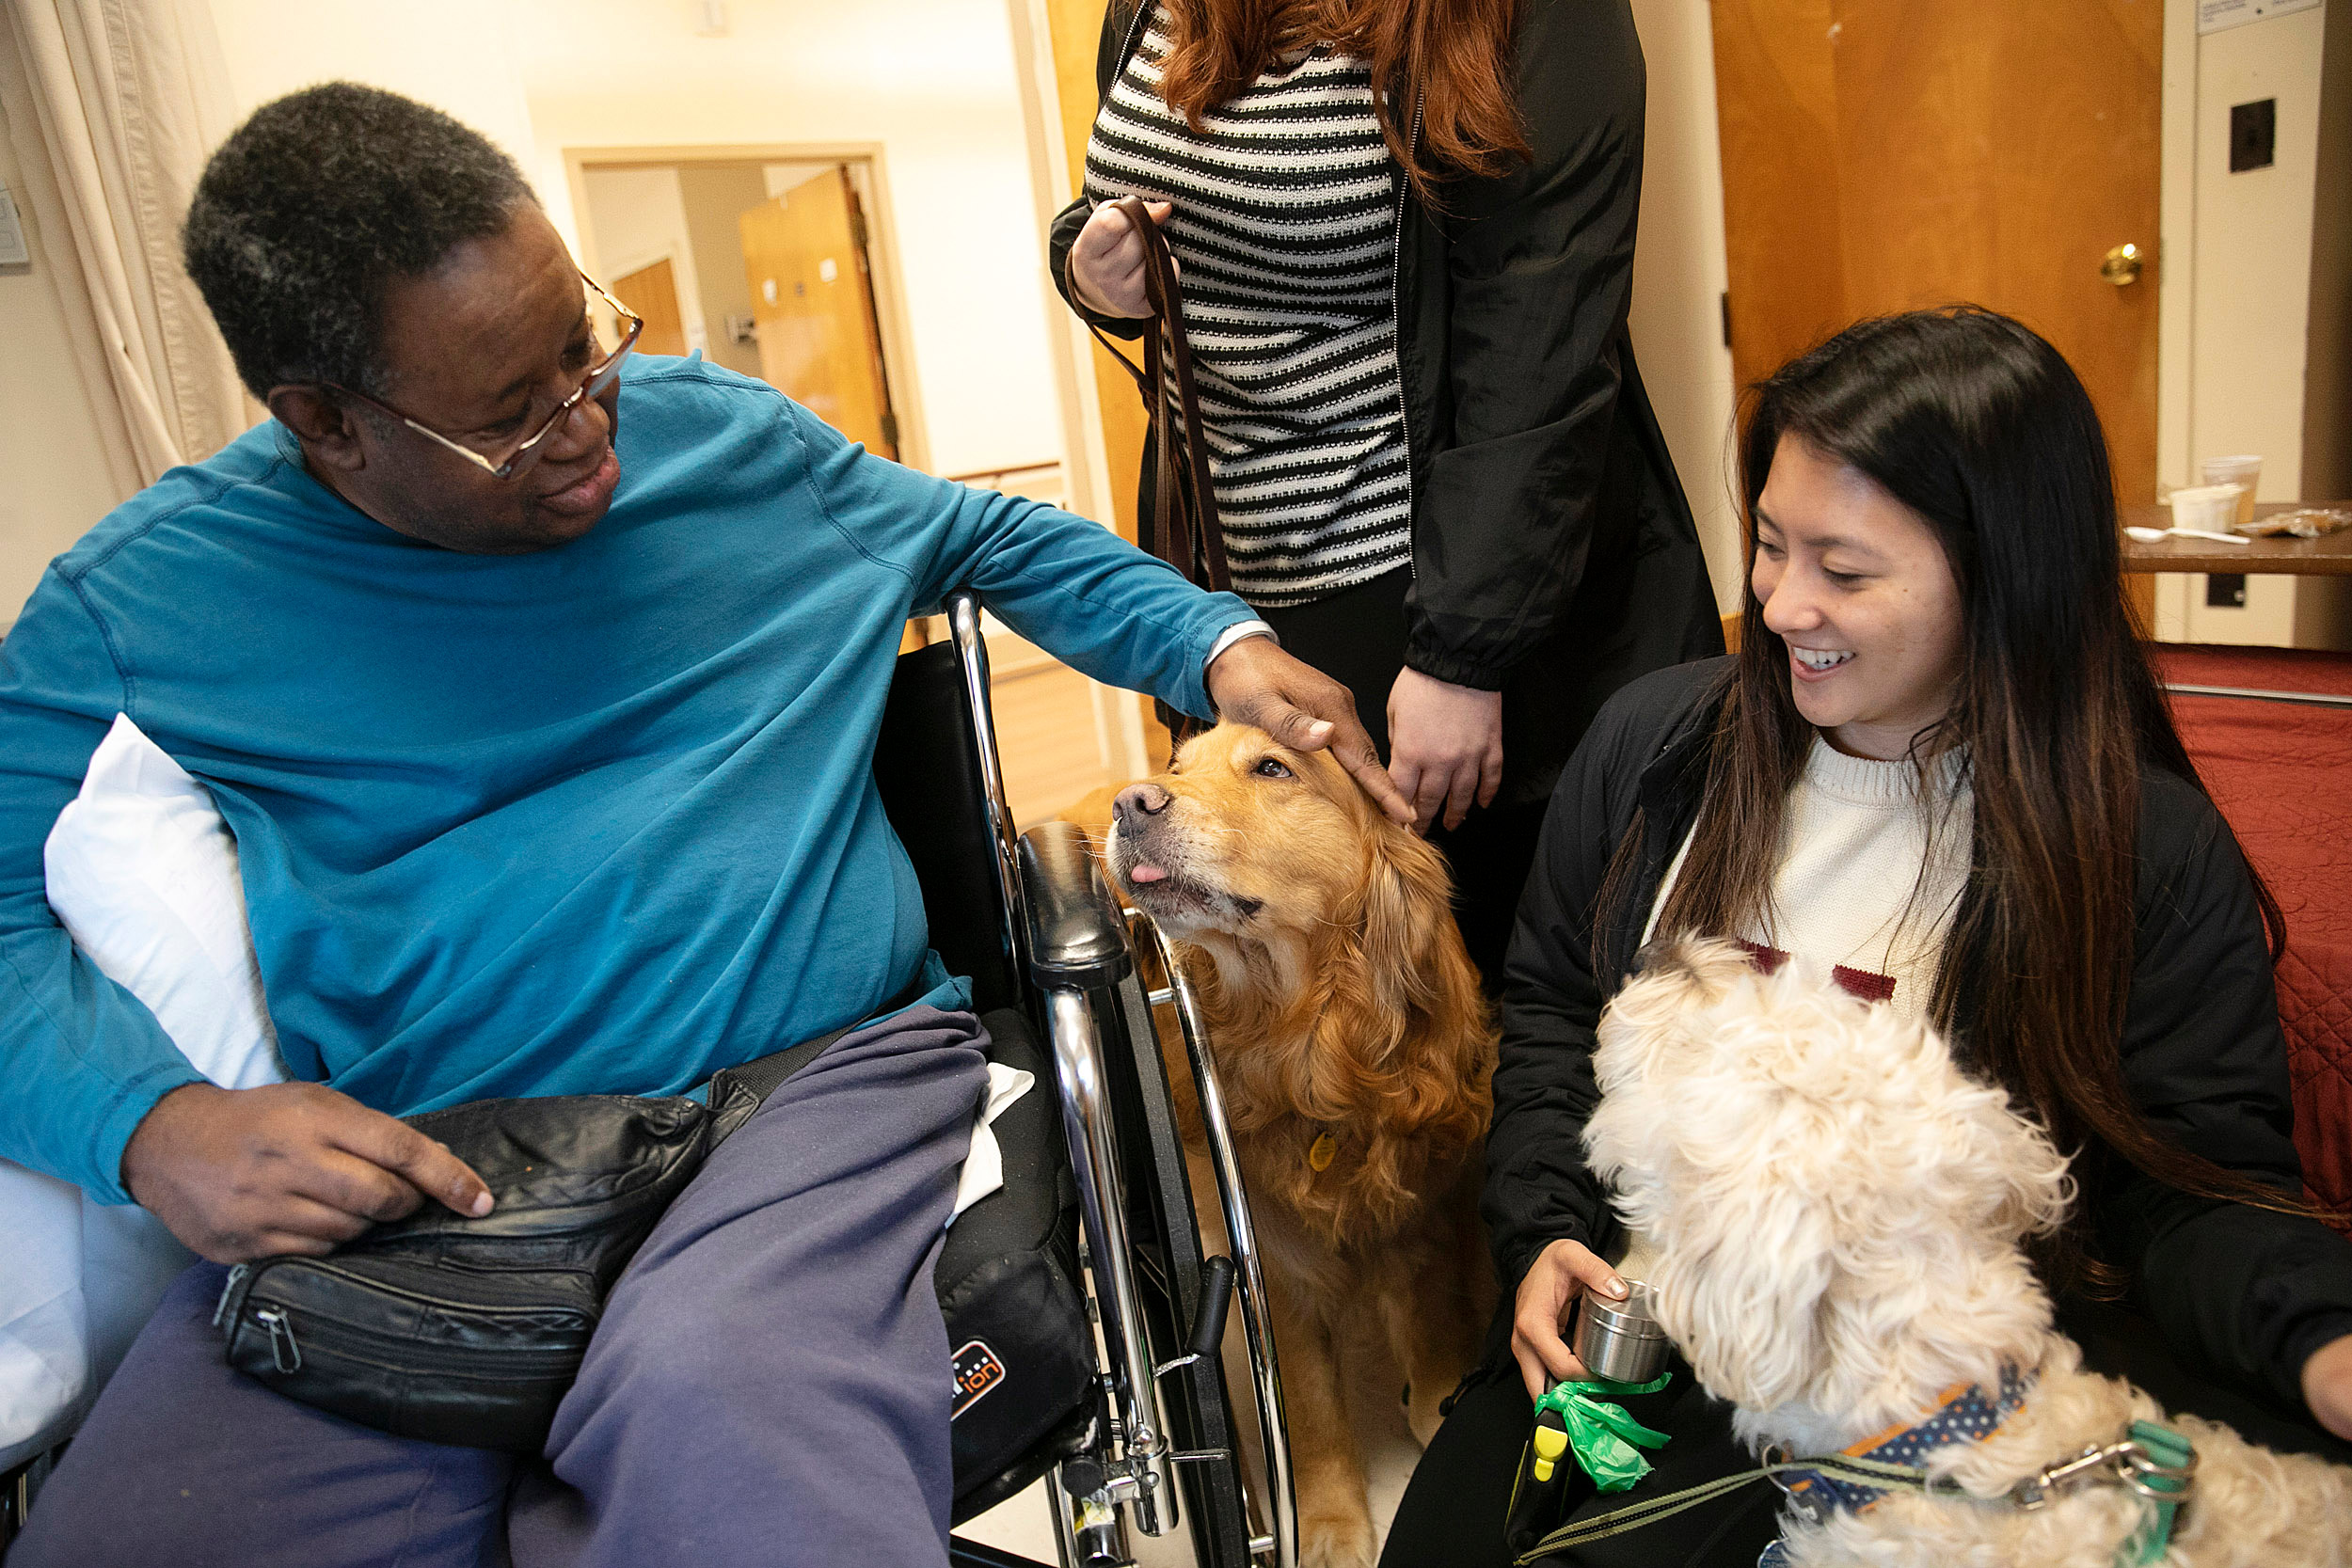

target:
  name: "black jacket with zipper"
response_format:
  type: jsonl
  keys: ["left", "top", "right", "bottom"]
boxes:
{"left": 1049, "top": 0, "right": 1722, "bottom": 805}
{"left": 1486, "top": 657, "right": 2352, "bottom": 1408}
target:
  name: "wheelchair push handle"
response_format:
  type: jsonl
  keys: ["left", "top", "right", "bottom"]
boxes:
{"left": 1190, "top": 1256, "right": 1236, "bottom": 1362}
{"left": 1151, "top": 1253, "right": 1237, "bottom": 1385}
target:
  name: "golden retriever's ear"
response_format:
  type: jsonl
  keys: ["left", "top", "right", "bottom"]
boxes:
{"left": 1360, "top": 830, "right": 1454, "bottom": 980}
{"left": 1317, "top": 823, "right": 1491, "bottom": 1142}
{"left": 1357, "top": 829, "right": 1489, "bottom": 1040}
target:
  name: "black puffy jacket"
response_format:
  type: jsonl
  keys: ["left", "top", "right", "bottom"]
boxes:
{"left": 1486, "top": 657, "right": 2352, "bottom": 1407}
{"left": 1049, "top": 0, "right": 1722, "bottom": 804}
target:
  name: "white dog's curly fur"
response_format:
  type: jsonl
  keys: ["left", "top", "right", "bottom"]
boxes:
{"left": 1583, "top": 939, "right": 2351, "bottom": 1566}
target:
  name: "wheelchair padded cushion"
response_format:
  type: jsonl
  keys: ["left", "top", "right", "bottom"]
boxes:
{"left": 939, "top": 1007, "right": 1092, "bottom": 1497}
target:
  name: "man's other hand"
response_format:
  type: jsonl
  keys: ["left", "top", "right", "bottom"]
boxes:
{"left": 1204, "top": 635, "right": 1413, "bottom": 826}
{"left": 122, "top": 1082, "right": 495, "bottom": 1263}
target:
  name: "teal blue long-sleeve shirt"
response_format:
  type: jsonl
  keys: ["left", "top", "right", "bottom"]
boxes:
{"left": 0, "top": 356, "right": 1250, "bottom": 1201}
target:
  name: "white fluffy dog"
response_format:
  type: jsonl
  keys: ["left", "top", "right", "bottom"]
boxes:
{"left": 1581, "top": 939, "right": 2351, "bottom": 1566}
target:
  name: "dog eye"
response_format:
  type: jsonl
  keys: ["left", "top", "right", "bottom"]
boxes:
{"left": 1252, "top": 757, "right": 1293, "bottom": 780}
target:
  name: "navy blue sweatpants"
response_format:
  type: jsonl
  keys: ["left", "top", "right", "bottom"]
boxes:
{"left": 9, "top": 1006, "right": 992, "bottom": 1568}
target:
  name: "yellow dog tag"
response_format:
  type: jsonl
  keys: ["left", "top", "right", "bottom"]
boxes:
{"left": 1308, "top": 1132, "right": 1337, "bottom": 1172}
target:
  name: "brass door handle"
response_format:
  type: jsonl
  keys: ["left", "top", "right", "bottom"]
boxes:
{"left": 2101, "top": 243, "right": 2145, "bottom": 286}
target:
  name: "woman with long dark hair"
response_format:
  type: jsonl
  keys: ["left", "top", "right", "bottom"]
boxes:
{"left": 1047, "top": 0, "right": 1722, "bottom": 988}
{"left": 1385, "top": 308, "right": 2352, "bottom": 1565}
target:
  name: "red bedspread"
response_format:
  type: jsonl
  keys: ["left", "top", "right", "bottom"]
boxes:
{"left": 2152, "top": 644, "right": 2352, "bottom": 1229}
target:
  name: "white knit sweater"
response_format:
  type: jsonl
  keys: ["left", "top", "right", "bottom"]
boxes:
{"left": 1645, "top": 739, "right": 1974, "bottom": 1022}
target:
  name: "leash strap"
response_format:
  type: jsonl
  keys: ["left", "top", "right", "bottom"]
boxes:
{"left": 1083, "top": 196, "right": 1232, "bottom": 600}
{"left": 1515, "top": 1432, "right": 2199, "bottom": 1566}
{"left": 2118, "top": 1421, "right": 2194, "bottom": 1566}
{"left": 1082, "top": 196, "right": 1232, "bottom": 754}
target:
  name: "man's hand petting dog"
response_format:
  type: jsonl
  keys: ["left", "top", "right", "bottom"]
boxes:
{"left": 123, "top": 1081, "right": 495, "bottom": 1263}
{"left": 1205, "top": 634, "right": 1413, "bottom": 825}
{"left": 1513, "top": 1236, "right": 1631, "bottom": 1399}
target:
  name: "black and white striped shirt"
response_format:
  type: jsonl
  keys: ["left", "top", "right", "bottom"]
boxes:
{"left": 1082, "top": 12, "right": 1410, "bottom": 610}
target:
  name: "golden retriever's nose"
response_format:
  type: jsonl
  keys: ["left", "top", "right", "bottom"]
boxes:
{"left": 1112, "top": 782, "right": 1171, "bottom": 825}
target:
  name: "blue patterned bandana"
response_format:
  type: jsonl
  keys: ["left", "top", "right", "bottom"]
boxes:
{"left": 1756, "top": 1363, "right": 2037, "bottom": 1563}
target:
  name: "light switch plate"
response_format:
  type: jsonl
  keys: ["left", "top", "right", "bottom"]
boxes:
{"left": 0, "top": 182, "right": 29, "bottom": 266}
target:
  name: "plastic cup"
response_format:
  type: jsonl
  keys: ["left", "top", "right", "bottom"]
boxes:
{"left": 2200, "top": 455, "right": 2263, "bottom": 528}
{"left": 2169, "top": 483, "right": 2245, "bottom": 534}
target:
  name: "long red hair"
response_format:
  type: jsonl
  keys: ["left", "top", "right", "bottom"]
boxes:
{"left": 1152, "top": 0, "right": 1530, "bottom": 206}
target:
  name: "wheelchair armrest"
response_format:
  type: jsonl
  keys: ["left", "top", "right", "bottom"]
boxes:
{"left": 1017, "top": 822, "right": 1131, "bottom": 990}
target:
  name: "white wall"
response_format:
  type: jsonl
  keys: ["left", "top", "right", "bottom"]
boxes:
{"left": 515, "top": 0, "right": 1063, "bottom": 481}
{"left": 1628, "top": 0, "right": 1740, "bottom": 612}
{"left": 579, "top": 166, "right": 711, "bottom": 356}
{"left": 201, "top": 0, "right": 577, "bottom": 246}
{"left": 0, "top": 81, "right": 132, "bottom": 626}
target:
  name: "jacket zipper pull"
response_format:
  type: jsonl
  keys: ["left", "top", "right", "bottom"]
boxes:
{"left": 212, "top": 1263, "right": 249, "bottom": 1328}
{"left": 256, "top": 1306, "right": 302, "bottom": 1373}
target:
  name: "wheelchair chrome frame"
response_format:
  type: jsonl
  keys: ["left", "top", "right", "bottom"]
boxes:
{"left": 939, "top": 590, "right": 1295, "bottom": 1568}
{"left": 947, "top": 594, "right": 1031, "bottom": 986}
{"left": 1142, "top": 918, "right": 1297, "bottom": 1568}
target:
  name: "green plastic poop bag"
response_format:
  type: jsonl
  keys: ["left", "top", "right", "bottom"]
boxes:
{"left": 1530, "top": 1373, "right": 1673, "bottom": 1492}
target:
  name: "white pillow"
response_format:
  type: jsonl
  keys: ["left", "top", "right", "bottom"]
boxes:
{"left": 0, "top": 714, "right": 285, "bottom": 1465}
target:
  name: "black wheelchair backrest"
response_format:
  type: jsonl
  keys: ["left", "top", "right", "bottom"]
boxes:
{"left": 872, "top": 638, "right": 1021, "bottom": 1013}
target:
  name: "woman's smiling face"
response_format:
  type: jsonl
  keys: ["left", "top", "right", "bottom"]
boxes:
{"left": 1751, "top": 434, "right": 1967, "bottom": 761}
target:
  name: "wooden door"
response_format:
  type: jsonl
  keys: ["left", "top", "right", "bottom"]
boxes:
{"left": 739, "top": 168, "right": 899, "bottom": 460}
{"left": 611, "top": 258, "right": 688, "bottom": 358}
{"left": 1712, "top": 1, "right": 2162, "bottom": 611}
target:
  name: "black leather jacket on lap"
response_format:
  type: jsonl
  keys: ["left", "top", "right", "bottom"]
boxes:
{"left": 1487, "top": 657, "right": 2352, "bottom": 1408}
{"left": 1050, "top": 0, "right": 1722, "bottom": 804}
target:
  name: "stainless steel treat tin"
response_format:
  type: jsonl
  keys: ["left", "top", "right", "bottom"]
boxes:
{"left": 1573, "top": 1279, "right": 1670, "bottom": 1383}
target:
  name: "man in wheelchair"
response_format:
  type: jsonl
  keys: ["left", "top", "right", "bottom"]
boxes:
{"left": 0, "top": 84, "right": 1405, "bottom": 1566}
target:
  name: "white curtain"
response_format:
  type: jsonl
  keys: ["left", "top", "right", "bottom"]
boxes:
{"left": 1, "top": 0, "right": 251, "bottom": 493}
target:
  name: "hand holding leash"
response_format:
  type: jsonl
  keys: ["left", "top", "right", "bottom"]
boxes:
{"left": 1069, "top": 199, "right": 1175, "bottom": 319}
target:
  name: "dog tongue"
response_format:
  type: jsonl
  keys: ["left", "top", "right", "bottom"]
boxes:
{"left": 1128, "top": 863, "right": 1168, "bottom": 884}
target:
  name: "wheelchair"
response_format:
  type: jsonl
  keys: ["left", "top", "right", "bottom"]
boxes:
{"left": 0, "top": 589, "right": 1297, "bottom": 1566}
{"left": 887, "top": 591, "right": 1297, "bottom": 1568}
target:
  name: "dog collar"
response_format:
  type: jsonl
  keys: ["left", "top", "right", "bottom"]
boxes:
{"left": 1770, "top": 1363, "right": 2037, "bottom": 1524}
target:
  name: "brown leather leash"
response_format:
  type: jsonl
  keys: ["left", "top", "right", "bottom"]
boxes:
{"left": 1087, "top": 196, "right": 1234, "bottom": 604}
{"left": 1087, "top": 198, "right": 1248, "bottom": 752}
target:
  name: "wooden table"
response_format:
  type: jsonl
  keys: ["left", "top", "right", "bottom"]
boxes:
{"left": 2120, "top": 502, "right": 2352, "bottom": 576}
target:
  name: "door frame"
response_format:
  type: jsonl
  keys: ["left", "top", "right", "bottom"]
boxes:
{"left": 562, "top": 142, "right": 931, "bottom": 475}
{"left": 1001, "top": 0, "right": 1157, "bottom": 781}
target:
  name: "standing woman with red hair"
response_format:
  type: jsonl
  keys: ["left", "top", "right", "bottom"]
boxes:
{"left": 1049, "top": 0, "right": 1722, "bottom": 990}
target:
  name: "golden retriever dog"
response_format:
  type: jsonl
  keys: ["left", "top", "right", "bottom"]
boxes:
{"left": 1068, "top": 723, "right": 1496, "bottom": 1567}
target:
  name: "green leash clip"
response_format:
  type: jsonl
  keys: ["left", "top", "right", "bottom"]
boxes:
{"left": 1530, "top": 1372, "right": 1675, "bottom": 1493}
